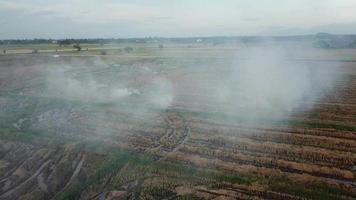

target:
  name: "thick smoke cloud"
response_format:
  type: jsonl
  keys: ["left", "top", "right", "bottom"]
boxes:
{"left": 208, "top": 46, "right": 340, "bottom": 122}
{"left": 46, "top": 68, "right": 132, "bottom": 103}
{"left": 39, "top": 45, "right": 341, "bottom": 133}
{"left": 44, "top": 65, "right": 174, "bottom": 111}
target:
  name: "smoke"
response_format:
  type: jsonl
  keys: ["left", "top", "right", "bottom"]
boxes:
{"left": 146, "top": 77, "right": 174, "bottom": 109}
{"left": 43, "top": 64, "right": 174, "bottom": 112}
{"left": 33, "top": 44, "right": 341, "bottom": 137}
{"left": 45, "top": 67, "right": 132, "bottom": 103}
{"left": 208, "top": 46, "right": 340, "bottom": 123}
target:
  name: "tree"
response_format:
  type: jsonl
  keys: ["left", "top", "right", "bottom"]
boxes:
{"left": 73, "top": 44, "right": 82, "bottom": 51}
{"left": 58, "top": 39, "right": 72, "bottom": 47}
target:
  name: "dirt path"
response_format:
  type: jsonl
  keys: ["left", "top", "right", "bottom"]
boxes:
{"left": 50, "top": 154, "right": 85, "bottom": 200}
{"left": 145, "top": 115, "right": 175, "bottom": 153}
{"left": 170, "top": 122, "right": 191, "bottom": 154}
{"left": 159, "top": 114, "right": 191, "bottom": 161}
{"left": 63, "top": 154, "right": 85, "bottom": 189}
{"left": 37, "top": 173, "right": 48, "bottom": 192}
{"left": 0, "top": 150, "right": 37, "bottom": 183}
{"left": 0, "top": 159, "right": 51, "bottom": 198}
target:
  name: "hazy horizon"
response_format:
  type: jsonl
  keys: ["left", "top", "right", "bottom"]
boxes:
{"left": 1, "top": 0, "right": 356, "bottom": 39}
{"left": 0, "top": 33, "right": 324, "bottom": 41}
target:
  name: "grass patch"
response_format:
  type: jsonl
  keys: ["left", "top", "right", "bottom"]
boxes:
{"left": 139, "top": 186, "right": 177, "bottom": 199}
{"left": 169, "top": 108, "right": 356, "bottom": 131}
{"left": 268, "top": 175, "right": 354, "bottom": 200}
{"left": 286, "top": 120, "right": 356, "bottom": 131}
{"left": 215, "top": 173, "right": 259, "bottom": 185}
{"left": 0, "top": 127, "right": 36, "bottom": 141}
{"left": 59, "top": 151, "right": 130, "bottom": 200}
{"left": 0, "top": 125, "right": 76, "bottom": 147}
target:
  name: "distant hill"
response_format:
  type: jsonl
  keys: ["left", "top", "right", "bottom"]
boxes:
{"left": 314, "top": 33, "right": 356, "bottom": 48}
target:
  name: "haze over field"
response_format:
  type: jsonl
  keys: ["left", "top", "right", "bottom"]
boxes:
{"left": 1, "top": 1, "right": 356, "bottom": 200}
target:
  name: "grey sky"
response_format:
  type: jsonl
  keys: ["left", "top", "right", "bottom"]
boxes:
{"left": 0, "top": 0, "right": 356, "bottom": 39}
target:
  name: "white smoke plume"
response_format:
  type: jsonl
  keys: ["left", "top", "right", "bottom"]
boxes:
{"left": 208, "top": 46, "right": 341, "bottom": 122}
{"left": 44, "top": 65, "right": 174, "bottom": 110}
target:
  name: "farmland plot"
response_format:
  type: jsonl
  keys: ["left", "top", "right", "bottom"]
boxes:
{"left": 0, "top": 44, "right": 355, "bottom": 199}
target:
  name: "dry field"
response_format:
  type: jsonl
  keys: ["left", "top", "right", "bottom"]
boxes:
{"left": 0, "top": 43, "right": 355, "bottom": 199}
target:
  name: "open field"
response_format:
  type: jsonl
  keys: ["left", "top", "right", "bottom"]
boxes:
{"left": 0, "top": 42, "right": 356, "bottom": 199}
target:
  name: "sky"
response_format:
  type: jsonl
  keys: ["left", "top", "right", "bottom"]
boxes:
{"left": 1, "top": 0, "right": 356, "bottom": 39}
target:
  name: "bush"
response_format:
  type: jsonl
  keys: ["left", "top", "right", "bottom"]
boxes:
{"left": 124, "top": 46, "right": 133, "bottom": 53}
